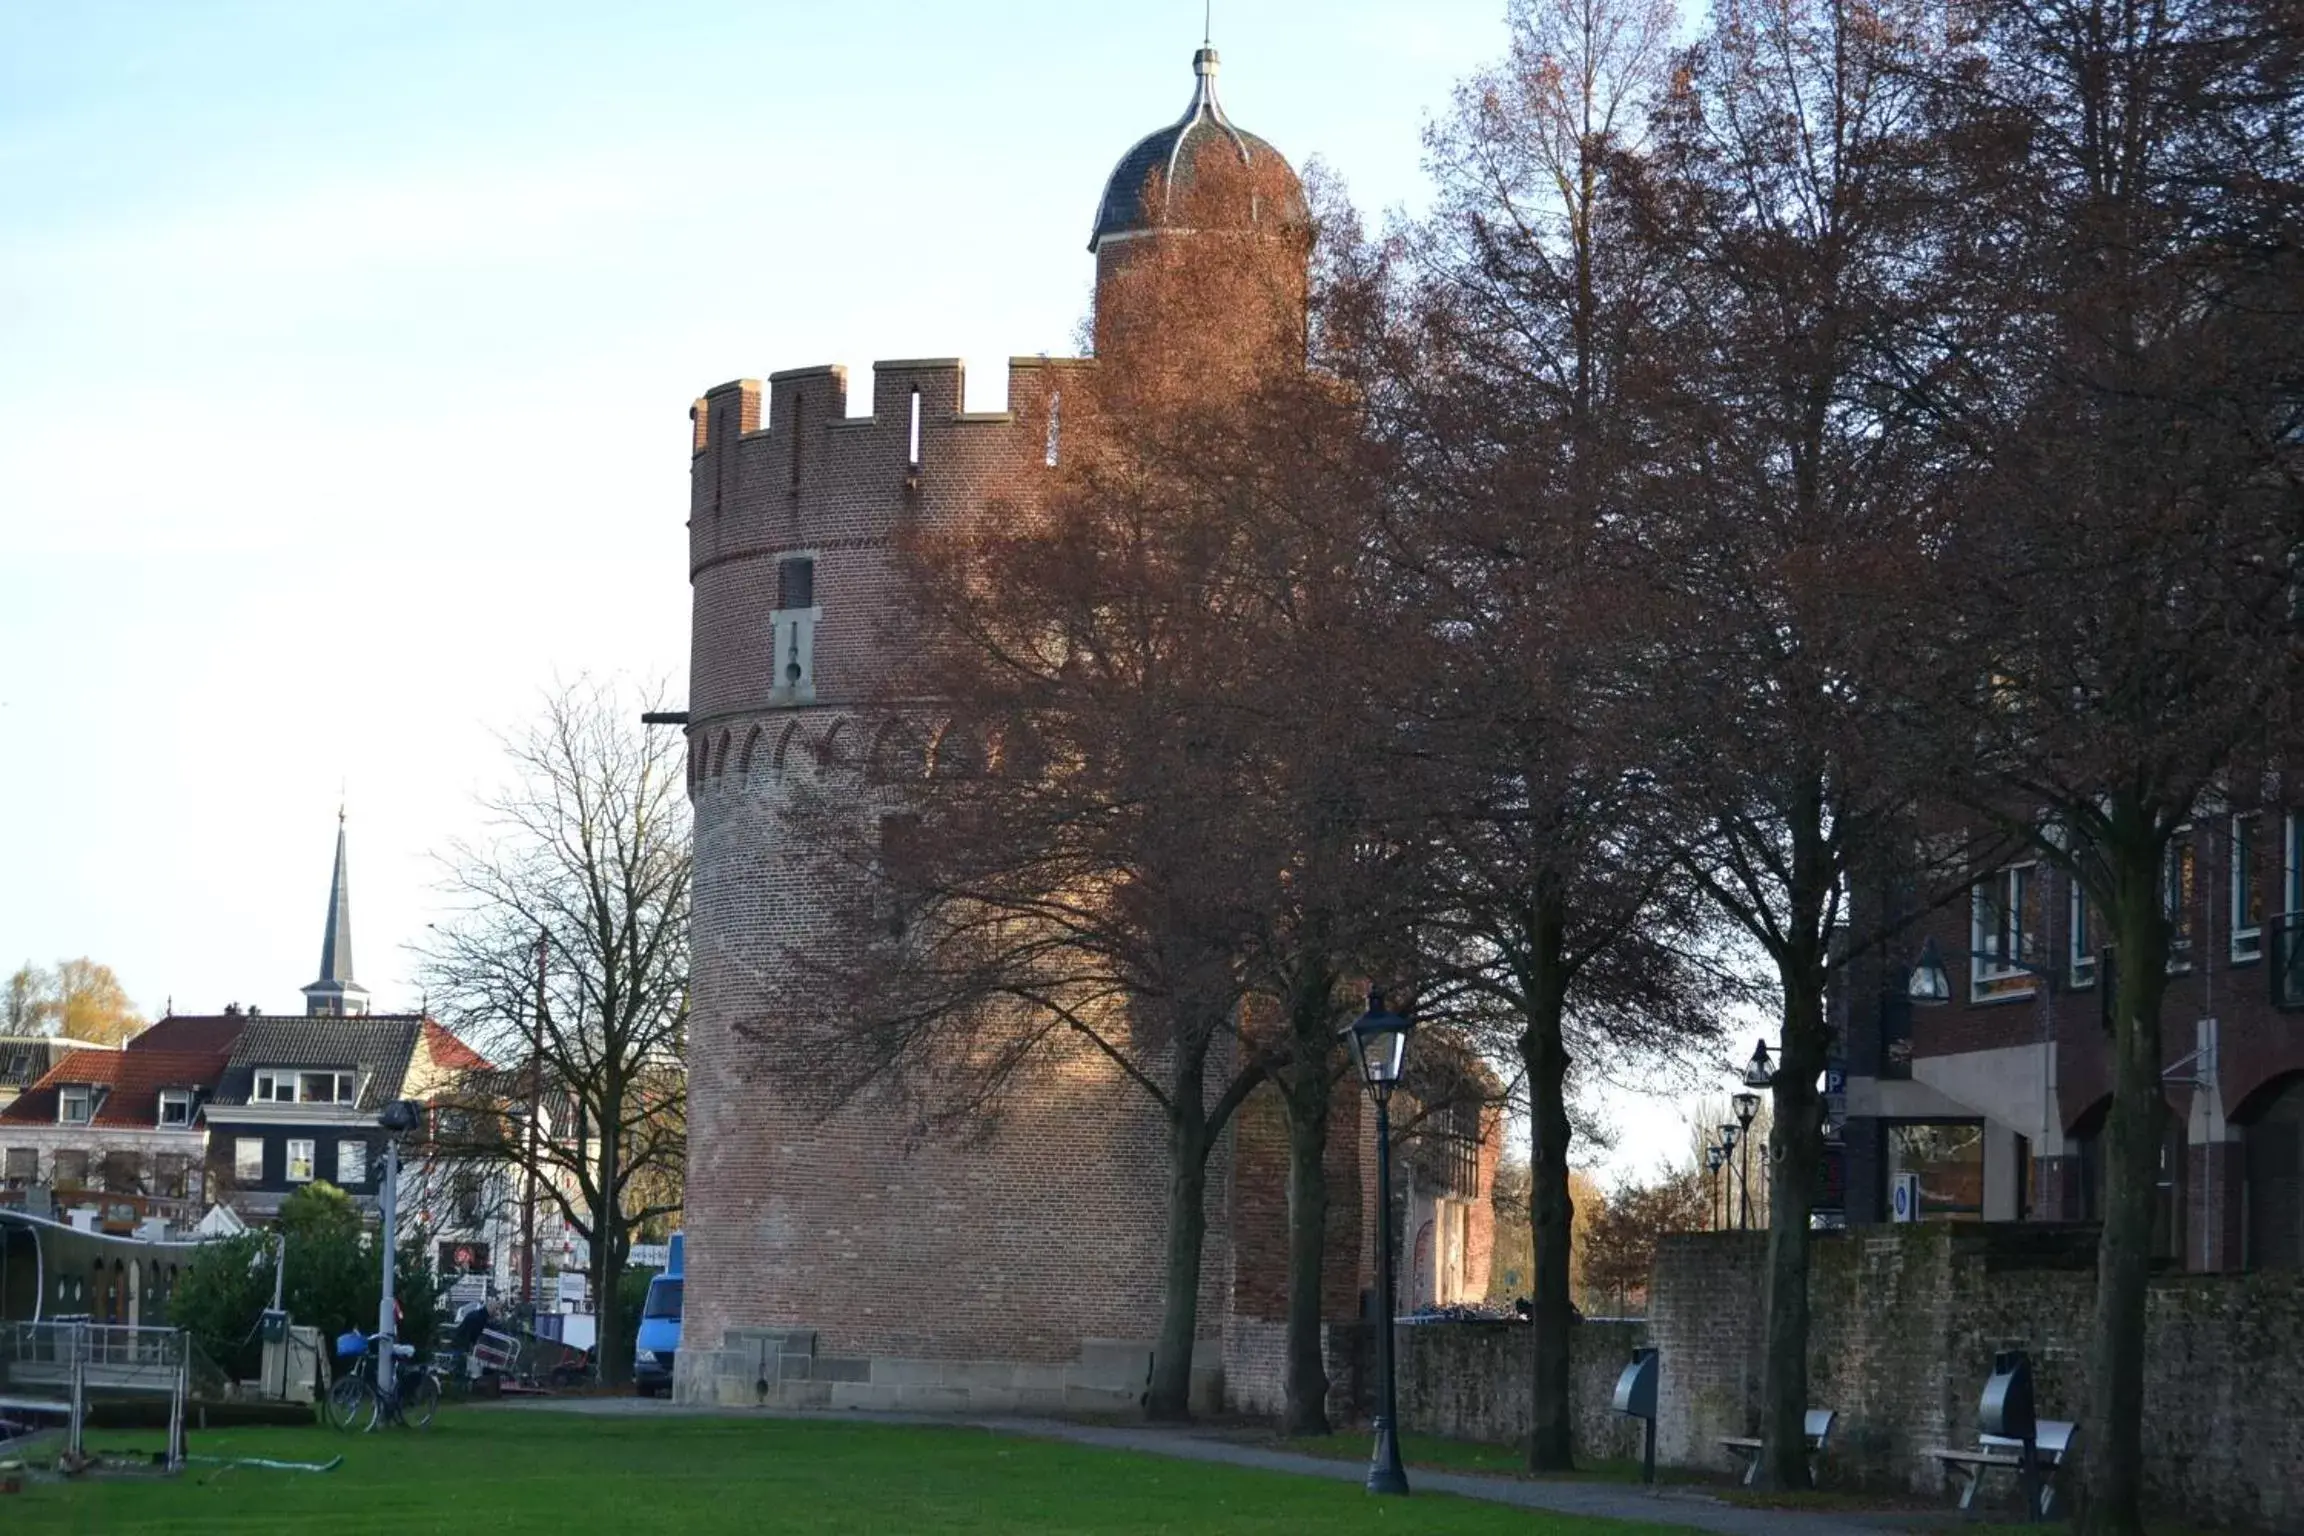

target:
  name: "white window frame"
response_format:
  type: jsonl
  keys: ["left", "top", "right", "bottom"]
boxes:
{"left": 57, "top": 1087, "right": 93, "bottom": 1126}
{"left": 254, "top": 1069, "right": 355, "bottom": 1105}
{"left": 233, "top": 1138, "right": 264, "bottom": 1181}
{"left": 336, "top": 1140, "right": 367, "bottom": 1187}
{"left": 1971, "top": 863, "right": 2038, "bottom": 1001}
{"left": 157, "top": 1089, "right": 194, "bottom": 1128}
{"left": 2164, "top": 828, "right": 2196, "bottom": 973}
{"left": 285, "top": 1139, "right": 315, "bottom": 1183}
{"left": 2231, "top": 813, "right": 2264, "bottom": 962}
{"left": 2068, "top": 878, "right": 2096, "bottom": 988}
{"left": 2284, "top": 812, "right": 2304, "bottom": 942}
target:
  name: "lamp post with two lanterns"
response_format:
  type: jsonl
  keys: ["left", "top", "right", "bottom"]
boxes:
{"left": 1341, "top": 991, "right": 1414, "bottom": 1498}
{"left": 1731, "top": 1089, "right": 1762, "bottom": 1230}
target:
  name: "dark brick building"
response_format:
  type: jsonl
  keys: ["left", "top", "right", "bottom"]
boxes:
{"left": 1839, "top": 817, "right": 2304, "bottom": 1271}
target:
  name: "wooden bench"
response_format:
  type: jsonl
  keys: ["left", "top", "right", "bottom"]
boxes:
{"left": 1928, "top": 1419, "right": 2077, "bottom": 1516}
{"left": 1719, "top": 1409, "right": 1836, "bottom": 1486}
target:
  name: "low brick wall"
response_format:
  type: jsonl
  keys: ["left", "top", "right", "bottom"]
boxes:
{"left": 1391, "top": 1318, "right": 1647, "bottom": 1462}
{"left": 1240, "top": 1316, "right": 1645, "bottom": 1461}
{"left": 1648, "top": 1225, "right": 2304, "bottom": 1528}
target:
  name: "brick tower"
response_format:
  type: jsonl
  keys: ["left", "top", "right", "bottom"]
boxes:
{"left": 675, "top": 49, "right": 1399, "bottom": 1414}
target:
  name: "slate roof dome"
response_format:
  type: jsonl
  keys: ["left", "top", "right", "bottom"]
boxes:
{"left": 1089, "top": 47, "right": 1304, "bottom": 253}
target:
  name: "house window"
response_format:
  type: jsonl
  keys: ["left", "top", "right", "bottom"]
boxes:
{"left": 51, "top": 1150, "right": 89, "bottom": 1189}
{"left": 2164, "top": 831, "right": 2196, "bottom": 971}
{"left": 57, "top": 1087, "right": 93, "bottom": 1126}
{"left": 451, "top": 1172, "right": 484, "bottom": 1226}
{"left": 337, "top": 1140, "right": 367, "bottom": 1187}
{"left": 285, "top": 1140, "right": 315, "bottom": 1183}
{"left": 2068, "top": 878, "right": 2097, "bottom": 988}
{"left": 3, "top": 1147, "right": 35, "bottom": 1185}
{"left": 254, "top": 1069, "right": 355, "bottom": 1105}
{"left": 2232, "top": 814, "right": 2264, "bottom": 962}
{"left": 99, "top": 1151, "right": 143, "bottom": 1194}
{"left": 1970, "top": 864, "right": 2037, "bottom": 1001}
{"left": 234, "top": 1138, "right": 264, "bottom": 1182}
{"left": 157, "top": 1089, "right": 194, "bottom": 1128}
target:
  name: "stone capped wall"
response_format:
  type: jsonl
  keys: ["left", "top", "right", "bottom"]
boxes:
{"left": 1646, "top": 1225, "right": 2304, "bottom": 1527}
{"left": 1387, "top": 1319, "right": 1646, "bottom": 1463}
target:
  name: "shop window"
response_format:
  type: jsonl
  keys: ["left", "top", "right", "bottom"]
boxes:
{"left": 1886, "top": 1122, "right": 1985, "bottom": 1220}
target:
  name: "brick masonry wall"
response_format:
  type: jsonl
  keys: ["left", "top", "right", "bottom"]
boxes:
{"left": 1224, "top": 1078, "right": 1370, "bottom": 1327}
{"left": 682, "top": 356, "right": 1247, "bottom": 1396}
{"left": 1646, "top": 1224, "right": 2304, "bottom": 1527}
{"left": 1382, "top": 1319, "right": 1647, "bottom": 1461}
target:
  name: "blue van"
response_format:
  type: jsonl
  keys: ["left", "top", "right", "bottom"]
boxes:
{"left": 633, "top": 1231, "right": 682, "bottom": 1397}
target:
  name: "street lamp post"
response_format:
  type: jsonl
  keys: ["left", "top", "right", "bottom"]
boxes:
{"left": 1732, "top": 1090, "right": 1762, "bottom": 1231}
{"left": 1341, "top": 991, "right": 1414, "bottom": 1498}
{"left": 1717, "top": 1122, "right": 1741, "bottom": 1228}
{"left": 1704, "top": 1144, "right": 1726, "bottom": 1230}
{"left": 376, "top": 1097, "right": 422, "bottom": 1399}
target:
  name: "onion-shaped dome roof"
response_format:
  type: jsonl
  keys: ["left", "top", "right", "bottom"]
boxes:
{"left": 1088, "top": 48, "right": 1303, "bottom": 253}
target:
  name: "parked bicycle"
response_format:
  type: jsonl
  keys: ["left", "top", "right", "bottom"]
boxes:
{"left": 327, "top": 1329, "right": 439, "bottom": 1431}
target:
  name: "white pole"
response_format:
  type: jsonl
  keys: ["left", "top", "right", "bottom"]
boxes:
{"left": 378, "top": 1135, "right": 399, "bottom": 1399}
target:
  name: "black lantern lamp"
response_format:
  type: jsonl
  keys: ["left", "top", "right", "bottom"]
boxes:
{"left": 1731, "top": 1091, "right": 1760, "bottom": 1131}
{"left": 1340, "top": 990, "right": 1414, "bottom": 1496}
{"left": 1907, "top": 936, "right": 1953, "bottom": 1006}
{"left": 1741, "top": 1037, "right": 1775, "bottom": 1089}
{"left": 1343, "top": 992, "right": 1413, "bottom": 1104}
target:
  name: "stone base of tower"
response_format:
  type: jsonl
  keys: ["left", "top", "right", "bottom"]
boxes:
{"left": 671, "top": 1328, "right": 1223, "bottom": 1416}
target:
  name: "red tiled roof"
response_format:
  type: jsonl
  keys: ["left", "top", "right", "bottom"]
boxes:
{"left": 127, "top": 1015, "right": 250, "bottom": 1055}
{"left": 421, "top": 1019, "right": 492, "bottom": 1073}
{"left": 0, "top": 1048, "right": 232, "bottom": 1127}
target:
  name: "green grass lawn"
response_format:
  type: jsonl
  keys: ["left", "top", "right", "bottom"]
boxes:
{"left": 5, "top": 1408, "right": 1693, "bottom": 1535}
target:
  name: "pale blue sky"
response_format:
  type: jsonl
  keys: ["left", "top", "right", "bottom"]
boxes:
{"left": 0, "top": 1, "right": 1714, "bottom": 1174}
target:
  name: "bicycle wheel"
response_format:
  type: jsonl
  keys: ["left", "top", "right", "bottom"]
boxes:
{"left": 401, "top": 1371, "right": 441, "bottom": 1429}
{"left": 326, "top": 1374, "right": 376, "bottom": 1433}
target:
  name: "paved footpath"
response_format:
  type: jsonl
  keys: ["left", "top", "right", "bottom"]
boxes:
{"left": 493, "top": 1397, "right": 1920, "bottom": 1536}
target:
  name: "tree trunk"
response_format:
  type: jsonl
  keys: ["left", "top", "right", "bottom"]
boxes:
{"left": 1146, "top": 1113, "right": 1211, "bottom": 1421}
{"left": 1520, "top": 913, "right": 1577, "bottom": 1472}
{"left": 2080, "top": 860, "right": 2168, "bottom": 1536}
{"left": 1280, "top": 1069, "right": 1332, "bottom": 1435}
{"left": 592, "top": 1118, "right": 627, "bottom": 1387}
{"left": 1759, "top": 959, "right": 1827, "bottom": 1491}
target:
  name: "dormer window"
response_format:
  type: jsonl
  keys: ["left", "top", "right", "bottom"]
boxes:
{"left": 58, "top": 1086, "right": 94, "bottom": 1126}
{"left": 252, "top": 1069, "right": 356, "bottom": 1105}
{"left": 157, "top": 1090, "right": 194, "bottom": 1128}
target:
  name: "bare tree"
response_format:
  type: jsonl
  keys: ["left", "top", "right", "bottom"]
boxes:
{"left": 416, "top": 678, "right": 690, "bottom": 1387}
{"left": 1623, "top": 0, "right": 1991, "bottom": 1488}
{"left": 1380, "top": 0, "right": 1737, "bottom": 1470}
{"left": 1911, "top": 6, "right": 2304, "bottom": 1527}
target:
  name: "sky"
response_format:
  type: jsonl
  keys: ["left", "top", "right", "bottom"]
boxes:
{"left": 0, "top": 0, "right": 1737, "bottom": 1179}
